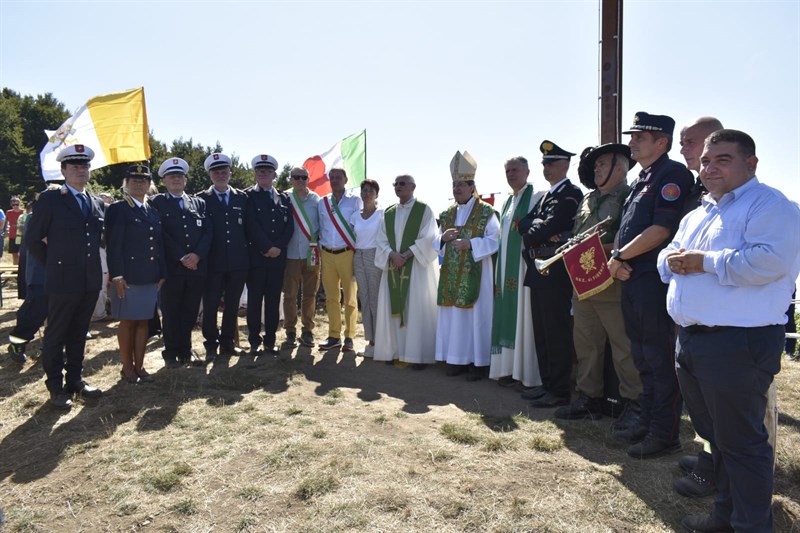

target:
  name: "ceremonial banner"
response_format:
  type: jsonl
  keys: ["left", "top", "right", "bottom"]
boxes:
{"left": 303, "top": 130, "right": 366, "bottom": 196}
{"left": 40, "top": 87, "right": 151, "bottom": 181}
{"left": 563, "top": 232, "right": 613, "bottom": 300}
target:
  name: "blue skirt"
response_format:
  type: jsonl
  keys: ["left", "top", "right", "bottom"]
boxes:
{"left": 111, "top": 283, "right": 158, "bottom": 320}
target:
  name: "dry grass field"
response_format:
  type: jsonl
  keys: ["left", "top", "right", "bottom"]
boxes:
{"left": 0, "top": 283, "right": 799, "bottom": 532}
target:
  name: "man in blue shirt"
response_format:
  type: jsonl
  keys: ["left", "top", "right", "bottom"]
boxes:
{"left": 659, "top": 129, "right": 800, "bottom": 533}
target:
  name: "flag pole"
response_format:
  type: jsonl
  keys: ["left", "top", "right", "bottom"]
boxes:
{"left": 364, "top": 129, "right": 367, "bottom": 180}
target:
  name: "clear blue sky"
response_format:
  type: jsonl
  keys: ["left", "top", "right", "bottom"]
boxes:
{"left": 1, "top": 1, "right": 798, "bottom": 213}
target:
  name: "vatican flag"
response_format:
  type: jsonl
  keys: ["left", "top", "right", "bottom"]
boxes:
{"left": 40, "top": 87, "right": 151, "bottom": 181}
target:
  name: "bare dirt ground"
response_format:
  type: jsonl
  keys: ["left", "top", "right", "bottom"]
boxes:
{"left": 0, "top": 282, "right": 799, "bottom": 532}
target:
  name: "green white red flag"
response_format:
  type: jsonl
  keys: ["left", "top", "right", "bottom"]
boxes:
{"left": 303, "top": 130, "right": 366, "bottom": 195}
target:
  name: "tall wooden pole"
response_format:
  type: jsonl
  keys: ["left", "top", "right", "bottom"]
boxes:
{"left": 600, "top": 0, "right": 623, "bottom": 144}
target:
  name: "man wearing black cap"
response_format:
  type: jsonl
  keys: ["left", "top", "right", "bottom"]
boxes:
{"left": 609, "top": 112, "right": 694, "bottom": 458}
{"left": 197, "top": 153, "right": 250, "bottom": 362}
{"left": 245, "top": 154, "right": 293, "bottom": 355}
{"left": 518, "top": 141, "right": 582, "bottom": 407}
{"left": 555, "top": 144, "right": 642, "bottom": 421}
{"left": 151, "top": 157, "right": 212, "bottom": 368}
{"left": 26, "top": 144, "right": 105, "bottom": 408}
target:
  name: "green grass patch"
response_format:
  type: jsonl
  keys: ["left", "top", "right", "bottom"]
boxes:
{"left": 236, "top": 486, "right": 264, "bottom": 501}
{"left": 172, "top": 499, "right": 198, "bottom": 515}
{"left": 285, "top": 405, "right": 303, "bottom": 416}
{"left": 440, "top": 422, "right": 479, "bottom": 445}
{"left": 295, "top": 471, "right": 340, "bottom": 500}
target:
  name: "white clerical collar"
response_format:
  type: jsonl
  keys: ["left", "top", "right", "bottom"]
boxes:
{"left": 398, "top": 197, "right": 416, "bottom": 209}
{"left": 457, "top": 195, "right": 476, "bottom": 211}
{"left": 548, "top": 177, "right": 569, "bottom": 193}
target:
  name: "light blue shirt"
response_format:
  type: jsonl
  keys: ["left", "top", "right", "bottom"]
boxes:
{"left": 658, "top": 177, "right": 800, "bottom": 327}
{"left": 287, "top": 190, "right": 321, "bottom": 260}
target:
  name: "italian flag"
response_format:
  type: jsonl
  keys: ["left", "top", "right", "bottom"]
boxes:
{"left": 303, "top": 130, "right": 366, "bottom": 195}
{"left": 40, "top": 87, "right": 151, "bottom": 181}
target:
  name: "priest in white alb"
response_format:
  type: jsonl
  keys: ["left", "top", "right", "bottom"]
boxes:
{"left": 373, "top": 175, "right": 439, "bottom": 368}
{"left": 489, "top": 156, "right": 543, "bottom": 388}
{"left": 435, "top": 151, "right": 500, "bottom": 381}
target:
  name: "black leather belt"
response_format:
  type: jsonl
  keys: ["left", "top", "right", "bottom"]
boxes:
{"left": 321, "top": 246, "right": 351, "bottom": 255}
{"left": 683, "top": 325, "right": 728, "bottom": 334}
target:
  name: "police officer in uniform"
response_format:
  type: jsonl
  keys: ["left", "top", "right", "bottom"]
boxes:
{"left": 197, "top": 153, "right": 249, "bottom": 362}
{"left": 518, "top": 141, "right": 582, "bottom": 407}
{"left": 26, "top": 145, "right": 105, "bottom": 408}
{"left": 151, "top": 157, "right": 212, "bottom": 368}
{"left": 608, "top": 112, "right": 694, "bottom": 459}
{"left": 245, "top": 154, "right": 293, "bottom": 355}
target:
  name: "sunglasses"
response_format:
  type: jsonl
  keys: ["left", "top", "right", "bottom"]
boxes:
{"left": 11, "top": 203, "right": 19, "bottom": 206}
{"left": 393, "top": 181, "right": 409, "bottom": 187}
{"left": 291, "top": 175, "right": 309, "bottom": 181}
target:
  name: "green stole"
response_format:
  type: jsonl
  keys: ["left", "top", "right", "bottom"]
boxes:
{"left": 491, "top": 184, "right": 533, "bottom": 354}
{"left": 384, "top": 200, "right": 427, "bottom": 326}
{"left": 437, "top": 198, "right": 494, "bottom": 308}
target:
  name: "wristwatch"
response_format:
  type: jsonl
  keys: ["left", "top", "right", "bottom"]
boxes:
{"left": 610, "top": 249, "right": 623, "bottom": 261}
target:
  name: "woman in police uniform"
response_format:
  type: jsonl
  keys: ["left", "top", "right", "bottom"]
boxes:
{"left": 105, "top": 164, "right": 166, "bottom": 383}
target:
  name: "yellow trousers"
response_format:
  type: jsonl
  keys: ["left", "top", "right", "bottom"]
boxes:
{"left": 320, "top": 249, "right": 358, "bottom": 339}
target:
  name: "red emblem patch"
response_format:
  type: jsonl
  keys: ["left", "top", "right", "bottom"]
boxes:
{"left": 173, "top": 158, "right": 178, "bottom": 164}
{"left": 213, "top": 154, "right": 219, "bottom": 160}
{"left": 76, "top": 145, "right": 85, "bottom": 153}
{"left": 261, "top": 155, "right": 268, "bottom": 161}
{"left": 661, "top": 183, "right": 681, "bottom": 201}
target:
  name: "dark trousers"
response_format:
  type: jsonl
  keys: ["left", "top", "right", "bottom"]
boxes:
{"left": 10, "top": 284, "right": 48, "bottom": 341}
{"left": 621, "top": 271, "right": 682, "bottom": 440}
{"left": 676, "top": 325, "right": 783, "bottom": 533}
{"left": 161, "top": 275, "right": 204, "bottom": 361}
{"left": 529, "top": 271, "right": 575, "bottom": 398}
{"left": 247, "top": 266, "right": 286, "bottom": 348}
{"left": 41, "top": 291, "right": 98, "bottom": 393}
{"left": 202, "top": 269, "right": 247, "bottom": 349}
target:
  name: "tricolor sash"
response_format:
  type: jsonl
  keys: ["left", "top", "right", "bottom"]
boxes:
{"left": 290, "top": 191, "right": 319, "bottom": 266}
{"left": 323, "top": 195, "right": 356, "bottom": 250}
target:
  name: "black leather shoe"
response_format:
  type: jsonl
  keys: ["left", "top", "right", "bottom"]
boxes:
{"left": 282, "top": 333, "right": 298, "bottom": 348}
{"left": 248, "top": 345, "right": 261, "bottom": 356}
{"left": 49, "top": 391, "right": 73, "bottom": 409}
{"left": 205, "top": 348, "right": 217, "bottom": 364}
{"left": 411, "top": 363, "right": 427, "bottom": 371}
{"left": 520, "top": 385, "right": 547, "bottom": 400}
{"left": 530, "top": 392, "right": 569, "bottom": 408}
{"left": 66, "top": 382, "right": 102, "bottom": 399}
{"left": 681, "top": 513, "right": 733, "bottom": 532}
{"left": 554, "top": 394, "right": 603, "bottom": 420}
{"left": 679, "top": 454, "right": 699, "bottom": 473}
{"left": 446, "top": 364, "right": 467, "bottom": 377}
{"left": 220, "top": 344, "right": 243, "bottom": 356}
{"left": 165, "top": 360, "right": 182, "bottom": 369}
{"left": 613, "top": 424, "right": 648, "bottom": 444}
{"left": 465, "top": 365, "right": 487, "bottom": 382}
{"left": 263, "top": 345, "right": 280, "bottom": 355}
{"left": 627, "top": 434, "right": 681, "bottom": 459}
{"left": 299, "top": 331, "right": 315, "bottom": 347}
{"left": 610, "top": 400, "right": 641, "bottom": 432}
{"left": 674, "top": 471, "right": 716, "bottom": 498}
{"left": 8, "top": 342, "right": 27, "bottom": 364}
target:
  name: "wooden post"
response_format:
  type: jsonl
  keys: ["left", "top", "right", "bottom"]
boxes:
{"left": 600, "top": 0, "right": 623, "bottom": 144}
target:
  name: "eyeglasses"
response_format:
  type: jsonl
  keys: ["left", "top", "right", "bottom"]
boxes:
{"left": 393, "top": 181, "right": 408, "bottom": 187}
{"left": 10, "top": 203, "right": 19, "bottom": 206}
{"left": 291, "top": 175, "right": 309, "bottom": 181}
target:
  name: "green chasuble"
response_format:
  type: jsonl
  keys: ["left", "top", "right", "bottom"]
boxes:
{"left": 490, "top": 184, "right": 533, "bottom": 354}
{"left": 437, "top": 198, "right": 495, "bottom": 308}
{"left": 384, "top": 200, "right": 427, "bottom": 326}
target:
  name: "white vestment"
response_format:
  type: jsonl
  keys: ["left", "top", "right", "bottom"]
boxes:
{"left": 489, "top": 185, "right": 543, "bottom": 387}
{"left": 434, "top": 196, "right": 500, "bottom": 366}
{"left": 374, "top": 198, "right": 439, "bottom": 363}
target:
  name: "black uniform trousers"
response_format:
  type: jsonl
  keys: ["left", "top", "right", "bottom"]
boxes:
{"left": 528, "top": 266, "right": 575, "bottom": 398}
{"left": 202, "top": 269, "right": 247, "bottom": 350}
{"left": 676, "top": 325, "right": 782, "bottom": 533}
{"left": 41, "top": 291, "right": 98, "bottom": 393}
{"left": 247, "top": 266, "right": 286, "bottom": 349}
{"left": 10, "top": 284, "right": 48, "bottom": 342}
{"left": 161, "top": 275, "right": 205, "bottom": 362}
{"left": 620, "top": 271, "right": 682, "bottom": 440}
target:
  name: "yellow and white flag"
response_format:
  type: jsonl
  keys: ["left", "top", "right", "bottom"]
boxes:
{"left": 40, "top": 87, "right": 151, "bottom": 181}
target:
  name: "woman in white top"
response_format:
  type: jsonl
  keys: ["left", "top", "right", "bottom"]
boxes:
{"left": 350, "top": 179, "right": 383, "bottom": 357}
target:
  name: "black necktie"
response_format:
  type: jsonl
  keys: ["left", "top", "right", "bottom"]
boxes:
{"left": 219, "top": 192, "right": 227, "bottom": 206}
{"left": 78, "top": 193, "right": 89, "bottom": 217}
